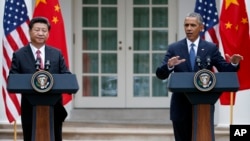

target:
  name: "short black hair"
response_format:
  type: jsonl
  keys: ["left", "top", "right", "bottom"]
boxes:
{"left": 29, "top": 16, "right": 51, "bottom": 31}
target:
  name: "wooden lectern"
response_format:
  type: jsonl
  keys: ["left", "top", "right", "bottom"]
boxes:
{"left": 7, "top": 73, "right": 79, "bottom": 141}
{"left": 168, "top": 71, "right": 239, "bottom": 141}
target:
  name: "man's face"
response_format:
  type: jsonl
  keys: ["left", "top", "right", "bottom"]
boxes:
{"left": 184, "top": 17, "right": 203, "bottom": 42}
{"left": 29, "top": 23, "right": 49, "bottom": 47}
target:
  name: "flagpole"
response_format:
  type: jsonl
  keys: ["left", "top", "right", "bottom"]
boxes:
{"left": 14, "top": 121, "right": 17, "bottom": 141}
{"left": 230, "top": 92, "right": 234, "bottom": 124}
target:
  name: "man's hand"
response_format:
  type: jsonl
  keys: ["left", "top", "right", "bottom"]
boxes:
{"left": 167, "top": 56, "right": 186, "bottom": 68}
{"left": 225, "top": 54, "right": 243, "bottom": 64}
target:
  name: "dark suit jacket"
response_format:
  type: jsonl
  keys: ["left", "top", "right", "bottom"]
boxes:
{"left": 9, "top": 44, "right": 70, "bottom": 124}
{"left": 156, "top": 38, "right": 239, "bottom": 121}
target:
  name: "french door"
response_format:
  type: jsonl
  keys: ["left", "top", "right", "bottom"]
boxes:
{"left": 73, "top": 0, "right": 176, "bottom": 108}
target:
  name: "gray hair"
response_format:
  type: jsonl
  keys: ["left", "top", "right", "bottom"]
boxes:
{"left": 186, "top": 12, "right": 204, "bottom": 25}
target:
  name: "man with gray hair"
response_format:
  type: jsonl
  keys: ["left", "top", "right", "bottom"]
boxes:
{"left": 156, "top": 12, "right": 243, "bottom": 141}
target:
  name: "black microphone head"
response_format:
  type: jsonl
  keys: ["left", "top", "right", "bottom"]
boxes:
{"left": 196, "top": 56, "right": 201, "bottom": 63}
{"left": 45, "top": 60, "right": 50, "bottom": 70}
{"left": 45, "top": 60, "right": 50, "bottom": 66}
{"left": 206, "top": 56, "right": 211, "bottom": 62}
{"left": 206, "top": 56, "right": 211, "bottom": 65}
{"left": 35, "top": 58, "right": 41, "bottom": 70}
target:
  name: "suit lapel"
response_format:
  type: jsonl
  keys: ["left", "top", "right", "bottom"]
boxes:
{"left": 23, "top": 45, "right": 37, "bottom": 72}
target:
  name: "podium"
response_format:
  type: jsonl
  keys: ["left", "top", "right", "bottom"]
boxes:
{"left": 7, "top": 72, "right": 79, "bottom": 141}
{"left": 168, "top": 71, "right": 239, "bottom": 141}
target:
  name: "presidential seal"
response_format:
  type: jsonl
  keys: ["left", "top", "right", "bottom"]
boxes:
{"left": 31, "top": 70, "right": 54, "bottom": 93}
{"left": 194, "top": 69, "right": 216, "bottom": 92}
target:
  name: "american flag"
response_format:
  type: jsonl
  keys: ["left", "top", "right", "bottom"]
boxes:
{"left": 194, "top": 0, "right": 219, "bottom": 45}
{"left": 2, "top": 0, "right": 30, "bottom": 123}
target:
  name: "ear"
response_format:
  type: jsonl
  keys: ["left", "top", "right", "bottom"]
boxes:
{"left": 199, "top": 24, "right": 204, "bottom": 32}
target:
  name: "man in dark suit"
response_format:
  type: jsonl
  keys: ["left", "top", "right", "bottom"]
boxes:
{"left": 9, "top": 17, "right": 70, "bottom": 141}
{"left": 156, "top": 12, "right": 243, "bottom": 141}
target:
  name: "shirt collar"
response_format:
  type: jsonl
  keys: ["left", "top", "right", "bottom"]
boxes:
{"left": 30, "top": 43, "right": 45, "bottom": 55}
{"left": 186, "top": 37, "right": 200, "bottom": 47}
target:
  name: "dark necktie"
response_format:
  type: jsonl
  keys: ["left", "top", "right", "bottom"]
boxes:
{"left": 36, "top": 50, "right": 43, "bottom": 69}
{"left": 189, "top": 43, "right": 195, "bottom": 70}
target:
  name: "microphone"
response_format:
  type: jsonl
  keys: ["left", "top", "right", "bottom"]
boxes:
{"left": 35, "top": 58, "right": 41, "bottom": 71}
{"left": 45, "top": 60, "right": 50, "bottom": 71}
{"left": 196, "top": 56, "right": 201, "bottom": 68}
{"left": 206, "top": 56, "right": 211, "bottom": 67}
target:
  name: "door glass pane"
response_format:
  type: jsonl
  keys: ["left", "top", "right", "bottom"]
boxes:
{"left": 102, "top": 0, "right": 117, "bottom": 4}
{"left": 102, "top": 76, "right": 117, "bottom": 97}
{"left": 134, "top": 31, "right": 149, "bottom": 50}
{"left": 102, "top": 30, "right": 117, "bottom": 50}
{"left": 152, "top": 77, "right": 168, "bottom": 97}
{"left": 152, "top": 30, "right": 168, "bottom": 50}
{"left": 82, "top": 7, "right": 98, "bottom": 27}
{"left": 134, "top": 54, "right": 149, "bottom": 73}
{"left": 102, "top": 8, "right": 117, "bottom": 27}
{"left": 152, "top": 8, "right": 168, "bottom": 27}
{"left": 82, "top": 30, "right": 98, "bottom": 50}
{"left": 82, "top": 76, "right": 98, "bottom": 97}
{"left": 101, "top": 53, "right": 117, "bottom": 73}
{"left": 134, "top": 0, "right": 149, "bottom": 5}
{"left": 83, "top": 0, "right": 98, "bottom": 4}
{"left": 152, "top": 0, "right": 168, "bottom": 4}
{"left": 82, "top": 53, "right": 98, "bottom": 73}
{"left": 134, "top": 76, "right": 149, "bottom": 97}
{"left": 134, "top": 8, "right": 149, "bottom": 27}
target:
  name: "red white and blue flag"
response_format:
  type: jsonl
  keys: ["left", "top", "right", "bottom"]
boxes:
{"left": 2, "top": 0, "right": 30, "bottom": 123}
{"left": 194, "top": 0, "right": 219, "bottom": 45}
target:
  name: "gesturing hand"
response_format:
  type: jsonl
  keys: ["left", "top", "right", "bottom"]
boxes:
{"left": 167, "top": 56, "right": 186, "bottom": 68}
{"left": 225, "top": 54, "right": 243, "bottom": 64}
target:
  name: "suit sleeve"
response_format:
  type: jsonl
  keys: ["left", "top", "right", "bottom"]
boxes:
{"left": 156, "top": 46, "right": 174, "bottom": 80}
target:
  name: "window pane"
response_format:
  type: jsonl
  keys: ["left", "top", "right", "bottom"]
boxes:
{"left": 134, "top": 54, "right": 149, "bottom": 73}
{"left": 82, "top": 30, "right": 98, "bottom": 50}
{"left": 152, "top": 53, "right": 165, "bottom": 73}
{"left": 134, "top": 8, "right": 149, "bottom": 27}
{"left": 101, "top": 53, "right": 117, "bottom": 73}
{"left": 134, "top": 0, "right": 149, "bottom": 4}
{"left": 134, "top": 31, "right": 149, "bottom": 50}
{"left": 152, "top": 0, "right": 168, "bottom": 4}
{"left": 152, "top": 30, "right": 168, "bottom": 50}
{"left": 82, "top": 76, "right": 99, "bottom": 97}
{"left": 152, "top": 77, "right": 168, "bottom": 97}
{"left": 82, "top": 53, "right": 98, "bottom": 73}
{"left": 83, "top": 7, "right": 98, "bottom": 27}
{"left": 102, "top": 8, "right": 117, "bottom": 27}
{"left": 101, "top": 0, "right": 117, "bottom": 4}
{"left": 83, "top": 0, "right": 98, "bottom": 4}
{"left": 152, "top": 8, "right": 168, "bottom": 27}
{"left": 102, "top": 30, "right": 117, "bottom": 50}
{"left": 102, "top": 76, "right": 117, "bottom": 97}
{"left": 134, "top": 76, "right": 149, "bottom": 97}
